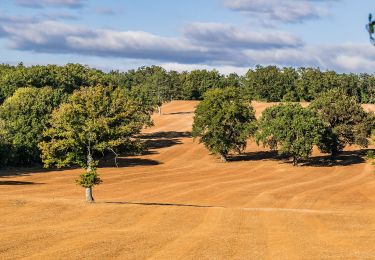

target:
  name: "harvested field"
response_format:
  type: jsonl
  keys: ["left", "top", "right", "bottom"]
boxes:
{"left": 1, "top": 101, "right": 375, "bottom": 259}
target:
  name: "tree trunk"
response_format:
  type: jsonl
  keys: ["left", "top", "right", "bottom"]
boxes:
{"left": 158, "top": 105, "right": 162, "bottom": 115}
{"left": 85, "top": 187, "right": 94, "bottom": 203}
{"left": 86, "top": 152, "right": 94, "bottom": 203}
{"left": 293, "top": 156, "right": 298, "bottom": 166}
{"left": 220, "top": 154, "right": 227, "bottom": 163}
{"left": 87, "top": 146, "right": 93, "bottom": 174}
{"left": 330, "top": 148, "right": 338, "bottom": 160}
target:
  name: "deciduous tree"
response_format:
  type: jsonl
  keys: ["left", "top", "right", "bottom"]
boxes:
{"left": 310, "top": 89, "right": 375, "bottom": 156}
{"left": 256, "top": 103, "right": 327, "bottom": 165}
{"left": 192, "top": 87, "right": 257, "bottom": 162}
{"left": 39, "top": 85, "right": 152, "bottom": 202}
{"left": 0, "top": 87, "right": 66, "bottom": 165}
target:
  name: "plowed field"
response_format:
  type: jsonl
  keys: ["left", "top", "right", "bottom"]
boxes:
{"left": 1, "top": 101, "right": 375, "bottom": 259}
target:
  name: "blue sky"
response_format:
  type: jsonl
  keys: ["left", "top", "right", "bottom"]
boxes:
{"left": 1, "top": 0, "right": 375, "bottom": 74}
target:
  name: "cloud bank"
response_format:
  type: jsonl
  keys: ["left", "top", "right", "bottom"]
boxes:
{"left": 223, "top": 0, "right": 336, "bottom": 23}
{"left": 0, "top": 17, "right": 304, "bottom": 65}
{"left": 13, "top": 0, "right": 85, "bottom": 8}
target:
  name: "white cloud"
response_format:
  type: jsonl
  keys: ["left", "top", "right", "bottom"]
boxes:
{"left": 0, "top": 18, "right": 304, "bottom": 65}
{"left": 184, "top": 23, "right": 303, "bottom": 49}
{"left": 1, "top": 15, "right": 375, "bottom": 73}
{"left": 223, "top": 0, "right": 336, "bottom": 23}
{"left": 13, "top": 0, "right": 85, "bottom": 8}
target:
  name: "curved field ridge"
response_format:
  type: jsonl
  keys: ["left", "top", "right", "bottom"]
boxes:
{"left": 1, "top": 101, "right": 375, "bottom": 259}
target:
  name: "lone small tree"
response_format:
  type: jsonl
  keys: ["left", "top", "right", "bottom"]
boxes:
{"left": 75, "top": 161, "right": 102, "bottom": 203}
{"left": 310, "top": 89, "right": 375, "bottom": 156}
{"left": 256, "top": 103, "right": 327, "bottom": 165}
{"left": 192, "top": 87, "right": 257, "bottom": 162}
{"left": 39, "top": 85, "right": 152, "bottom": 202}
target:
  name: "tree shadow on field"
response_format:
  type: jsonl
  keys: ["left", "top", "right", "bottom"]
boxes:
{"left": 99, "top": 157, "right": 161, "bottom": 168}
{"left": 302, "top": 150, "right": 367, "bottom": 167}
{"left": 99, "top": 131, "right": 192, "bottom": 167}
{"left": 142, "top": 131, "right": 192, "bottom": 139}
{"left": 229, "top": 150, "right": 281, "bottom": 162}
{"left": 163, "top": 111, "right": 194, "bottom": 115}
{"left": 0, "top": 167, "right": 63, "bottom": 178}
{"left": 141, "top": 131, "right": 191, "bottom": 151}
{"left": 0, "top": 180, "right": 44, "bottom": 185}
{"left": 105, "top": 201, "right": 220, "bottom": 208}
{"left": 229, "top": 149, "right": 368, "bottom": 167}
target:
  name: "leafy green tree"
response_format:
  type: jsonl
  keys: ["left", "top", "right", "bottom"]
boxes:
{"left": 256, "top": 103, "right": 327, "bottom": 165}
{"left": 339, "top": 73, "right": 361, "bottom": 102}
{"left": 295, "top": 67, "right": 324, "bottom": 101}
{"left": 0, "top": 119, "right": 12, "bottom": 166}
{"left": 147, "top": 67, "right": 172, "bottom": 115}
{"left": 129, "top": 83, "right": 159, "bottom": 117}
{"left": 181, "top": 70, "right": 225, "bottom": 100}
{"left": 0, "top": 63, "right": 28, "bottom": 103}
{"left": 0, "top": 63, "right": 107, "bottom": 104}
{"left": 281, "top": 67, "right": 299, "bottom": 101}
{"left": 222, "top": 73, "right": 241, "bottom": 88}
{"left": 192, "top": 87, "right": 257, "bottom": 162}
{"left": 39, "top": 85, "right": 152, "bottom": 202}
{"left": 0, "top": 87, "right": 66, "bottom": 165}
{"left": 357, "top": 73, "right": 375, "bottom": 103}
{"left": 131, "top": 66, "right": 173, "bottom": 115}
{"left": 244, "top": 66, "right": 299, "bottom": 102}
{"left": 55, "top": 63, "right": 103, "bottom": 92}
{"left": 366, "top": 13, "right": 375, "bottom": 44}
{"left": 75, "top": 163, "right": 102, "bottom": 203}
{"left": 310, "top": 89, "right": 375, "bottom": 155}
{"left": 168, "top": 70, "right": 183, "bottom": 100}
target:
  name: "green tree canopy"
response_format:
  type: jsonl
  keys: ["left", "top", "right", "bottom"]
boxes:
{"left": 310, "top": 89, "right": 375, "bottom": 155}
{"left": 181, "top": 69, "right": 225, "bottom": 100}
{"left": 2, "top": 63, "right": 375, "bottom": 106}
{"left": 192, "top": 87, "right": 257, "bottom": 162}
{"left": 39, "top": 85, "right": 153, "bottom": 202}
{"left": 39, "top": 85, "right": 152, "bottom": 169}
{"left": 0, "top": 87, "right": 66, "bottom": 165}
{"left": 244, "top": 65, "right": 299, "bottom": 102}
{"left": 127, "top": 66, "right": 174, "bottom": 115}
{"left": 256, "top": 103, "right": 327, "bottom": 165}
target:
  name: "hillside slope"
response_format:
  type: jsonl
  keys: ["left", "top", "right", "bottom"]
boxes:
{"left": 1, "top": 101, "right": 375, "bottom": 259}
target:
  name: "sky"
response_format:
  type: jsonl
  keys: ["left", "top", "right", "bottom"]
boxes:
{"left": 1, "top": 0, "right": 375, "bottom": 74}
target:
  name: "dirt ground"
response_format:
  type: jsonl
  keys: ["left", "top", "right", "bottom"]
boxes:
{"left": 1, "top": 101, "right": 375, "bottom": 259}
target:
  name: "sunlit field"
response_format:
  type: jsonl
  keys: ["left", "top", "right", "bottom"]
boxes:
{"left": 1, "top": 101, "right": 375, "bottom": 259}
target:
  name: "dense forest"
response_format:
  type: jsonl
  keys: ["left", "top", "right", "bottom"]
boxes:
{"left": 1, "top": 63, "right": 375, "bottom": 104}
{"left": 0, "top": 62, "right": 374, "bottom": 169}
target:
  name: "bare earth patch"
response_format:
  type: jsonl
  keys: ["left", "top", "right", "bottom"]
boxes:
{"left": 1, "top": 101, "right": 375, "bottom": 259}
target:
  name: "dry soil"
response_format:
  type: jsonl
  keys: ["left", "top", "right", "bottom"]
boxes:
{"left": 1, "top": 101, "right": 375, "bottom": 259}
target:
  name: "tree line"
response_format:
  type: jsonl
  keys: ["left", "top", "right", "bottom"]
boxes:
{"left": 1, "top": 62, "right": 374, "bottom": 167}
{"left": 0, "top": 62, "right": 374, "bottom": 201}
{"left": 2, "top": 63, "right": 375, "bottom": 105}
{"left": 193, "top": 88, "right": 375, "bottom": 165}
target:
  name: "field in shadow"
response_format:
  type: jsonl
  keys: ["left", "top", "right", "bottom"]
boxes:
{"left": 0, "top": 167, "right": 64, "bottom": 178}
{"left": 230, "top": 150, "right": 280, "bottom": 162}
{"left": 99, "top": 157, "right": 161, "bottom": 168}
{"left": 105, "top": 201, "right": 220, "bottom": 208}
{"left": 229, "top": 149, "right": 368, "bottom": 167}
{"left": 163, "top": 111, "right": 194, "bottom": 115}
{"left": 0, "top": 180, "right": 44, "bottom": 185}
{"left": 302, "top": 150, "right": 367, "bottom": 167}
{"left": 141, "top": 131, "right": 191, "bottom": 150}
